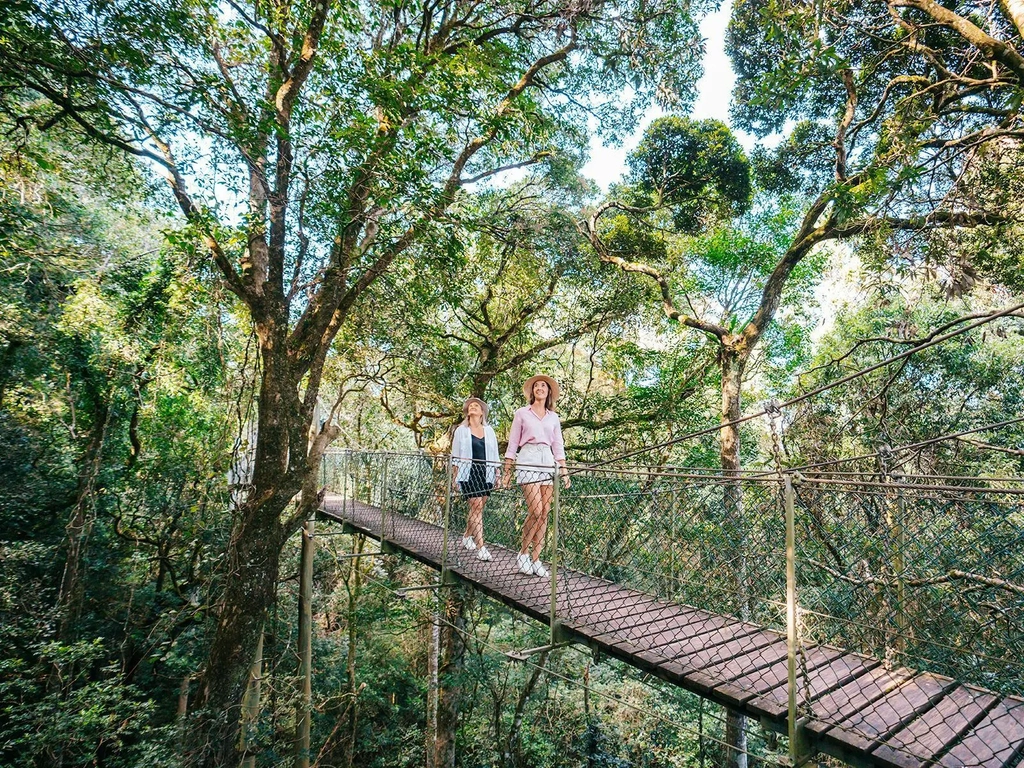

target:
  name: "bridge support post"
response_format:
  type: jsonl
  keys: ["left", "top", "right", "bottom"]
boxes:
{"left": 669, "top": 485, "right": 678, "bottom": 599}
{"left": 295, "top": 513, "right": 315, "bottom": 768}
{"left": 440, "top": 453, "right": 454, "bottom": 583}
{"left": 341, "top": 449, "right": 348, "bottom": 517}
{"left": 345, "top": 449, "right": 353, "bottom": 518}
{"left": 380, "top": 452, "right": 390, "bottom": 543}
{"left": 888, "top": 471, "right": 907, "bottom": 664}
{"left": 784, "top": 474, "right": 811, "bottom": 767}
{"left": 355, "top": 452, "right": 362, "bottom": 507}
{"left": 783, "top": 718, "right": 811, "bottom": 768}
{"left": 549, "top": 469, "right": 561, "bottom": 647}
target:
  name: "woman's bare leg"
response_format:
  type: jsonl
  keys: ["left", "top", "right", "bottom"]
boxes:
{"left": 530, "top": 484, "right": 554, "bottom": 558}
{"left": 520, "top": 482, "right": 546, "bottom": 556}
{"left": 468, "top": 496, "right": 486, "bottom": 547}
{"left": 460, "top": 485, "right": 471, "bottom": 540}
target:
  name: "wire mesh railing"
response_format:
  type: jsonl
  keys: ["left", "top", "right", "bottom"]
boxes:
{"left": 321, "top": 449, "right": 1024, "bottom": 768}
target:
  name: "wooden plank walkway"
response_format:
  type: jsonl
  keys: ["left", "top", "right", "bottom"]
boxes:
{"left": 321, "top": 497, "right": 1024, "bottom": 768}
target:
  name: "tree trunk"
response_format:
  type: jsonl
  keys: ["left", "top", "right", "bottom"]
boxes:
{"left": 239, "top": 631, "right": 264, "bottom": 768}
{"left": 177, "top": 675, "right": 191, "bottom": 749}
{"left": 192, "top": 499, "right": 287, "bottom": 764}
{"left": 295, "top": 447, "right": 328, "bottom": 768}
{"left": 57, "top": 398, "right": 111, "bottom": 641}
{"left": 0, "top": 339, "right": 23, "bottom": 407}
{"left": 295, "top": 512, "right": 315, "bottom": 768}
{"left": 503, "top": 649, "right": 549, "bottom": 766}
{"left": 191, "top": 348, "right": 306, "bottom": 766}
{"left": 584, "top": 662, "right": 597, "bottom": 768}
{"left": 720, "top": 343, "right": 749, "bottom": 768}
{"left": 998, "top": 0, "right": 1024, "bottom": 39}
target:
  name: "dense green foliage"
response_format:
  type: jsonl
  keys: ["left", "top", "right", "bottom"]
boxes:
{"left": 0, "top": 125, "right": 236, "bottom": 764}
{"left": 787, "top": 289, "right": 1024, "bottom": 476}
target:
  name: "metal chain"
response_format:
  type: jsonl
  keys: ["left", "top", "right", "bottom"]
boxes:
{"left": 878, "top": 443, "right": 893, "bottom": 478}
{"left": 799, "top": 643, "right": 813, "bottom": 719}
{"left": 765, "top": 400, "right": 784, "bottom": 478}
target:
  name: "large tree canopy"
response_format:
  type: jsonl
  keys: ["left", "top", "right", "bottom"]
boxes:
{"left": 728, "top": 0, "right": 1024, "bottom": 263}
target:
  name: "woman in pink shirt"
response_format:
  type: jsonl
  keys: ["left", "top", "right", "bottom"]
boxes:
{"left": 502, "top": 374, "right": 570, "bottom": 578}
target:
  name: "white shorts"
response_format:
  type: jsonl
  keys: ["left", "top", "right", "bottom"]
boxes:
{"left": 515, "top": 443, "right": 555, "bottom": 486}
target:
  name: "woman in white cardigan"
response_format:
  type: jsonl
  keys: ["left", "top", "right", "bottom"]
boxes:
{"left": 451, "top": 397, "right": 501, "bottom": 561}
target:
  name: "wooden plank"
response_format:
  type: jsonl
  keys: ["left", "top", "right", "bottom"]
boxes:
{"left": 453, "top": 552, "right": 542, "bottom": 590}
{"left": 662, "top": 626, "right": 780, "bottom": 669}
{"left": 704, "top": 639, "right": 792, "bottom": 703}
{"left": 483, "top": 569, "right": 556, "bottom": 608}
{"left": 593, "top": 612, "right": 751, "bottom": 657}
{"left": 589, "top": 613, "right": 750, "bottom": 667}
{"left": 390, "top": 534, "right": 445, "bottom": 559}
{"left": 620, "top": 618, "right": 763, "bottom": 666}
{"left": 564, "top": 595, "right": 665, "bottom": 631}
{"left": 870, "top": 685, "right": 1000, "bottom": 768}
{"left": 804, "top": 666, "right": 917, "bottom": 738}
{"left": 634, "top": 629, "right": 783, "bottom": 700}
{"left": 935, "top": 696, "right": 1024, "bottom": 768}
{"left": 746, "top": 650, "right": 881, "bottom": 720}
{"left": 603, "top": 611, "right": 733, "bottom": 652}
{"left": 556, "top": 580, "right": 636, "bottom": 618}
{"left": 330, "top": 510, "right": 447, "bottom": 570}
{"left": 557, "top": 568, "right": 617, "bottom": 591}
{"left": 819, "top": 673, "right": 953, "bottom": 756}
{"left": 561, "top": 589, "right": 663, "bottom": 628}
{"left": 584, "top": 603, "right": 705, "bottom": 644}
{"left": 702, "top": 634, "right": 788, "bottom": 674}
{"left": 447, "top": 563, "right": 555, "bottom": 623}
{"left": 561, "top": 593, "right": 671, "bottom": 638}
{"left": 323, "top": 507, "right": 368, "bottom": 527}
{"left": 729, "top": 645, "right": 847, "bottom": 698}
{"left": 623, "top": 637, "right": 785, "bottom": 707}
{"left": 586, "top": 605, "right": 726, "bottom": 646}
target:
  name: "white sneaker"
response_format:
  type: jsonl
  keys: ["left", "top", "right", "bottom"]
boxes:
{"left": 476, "top": 546, "right": 492, "bottom": 561}
{"left": 516, "top": 553, "right": 533, "bottom": 574}
{"left": 462, "top": 536, "right": 476, "bottom": 550}
{"left": 532, "top": 560, "right": 549, "bottom": 578}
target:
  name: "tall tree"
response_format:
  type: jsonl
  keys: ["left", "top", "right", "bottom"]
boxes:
{"left": 725, "top": 0, "right": 1024, "bottom": 312}
{"left": 787, "top": 288, "right": 1024, "bottom": 475}
{"left": 583, "top": 2, "right": 1024, "bottom": 757}
{"left": 581, "top": 176, "right": 819, "bottom": 768}
{"left": 580, "top": 116, "right": 760, "bottom": 478}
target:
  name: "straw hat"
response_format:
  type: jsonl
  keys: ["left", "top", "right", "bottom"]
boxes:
{"left": 462, "top": 397, "right": 489, "bottom": 419}
{"left": 522, "top": 374, "right": 559, "bottom": 404}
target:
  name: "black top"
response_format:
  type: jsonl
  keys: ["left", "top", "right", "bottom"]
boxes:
{"left": 470, "top": 433, "right": 486, "bottom": 462}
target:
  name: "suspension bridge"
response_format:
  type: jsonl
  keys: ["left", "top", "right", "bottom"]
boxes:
{"left": 319, "top": 450, "right": 1024, "bottom": 768}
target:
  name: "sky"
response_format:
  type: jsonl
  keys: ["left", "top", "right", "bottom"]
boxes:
{"left": 580, "top": 4, "right": 738, "bottom": 191}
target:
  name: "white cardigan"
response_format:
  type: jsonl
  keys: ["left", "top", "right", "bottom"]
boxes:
{"left": 452, "top": 424, "right": 500, "bottom": 483}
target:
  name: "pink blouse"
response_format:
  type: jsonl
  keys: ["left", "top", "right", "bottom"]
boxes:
{"left": 505, "top": 406, "right": 566, "bottom": 461}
